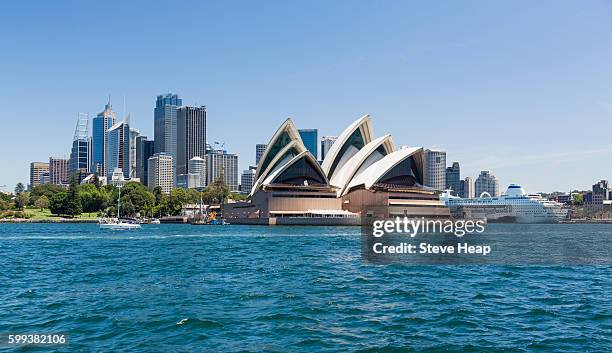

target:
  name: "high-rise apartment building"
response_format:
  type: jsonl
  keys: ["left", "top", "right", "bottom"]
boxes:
{"left": 475, "top": 170, "right": 500, "bottom": 197}
{"left": 424, "top": 149, "right": 446, "bottom": 190}
{"left": 91, "top": 100, "right": 116, "bottom": 176}
{"left": 49, "top": 157, "right": 69, "bottom": 185}
{"left": 148, "top": 153, "right": 174, "bottom": 194}
{"left": 206, "top": 149, "right": 239, "bottom": 192}
{"left": 129, "top": 128, "right": 139, "bottom": 178}
{"left": 29, "top": 162, "right": 49, "bottom": 189}
{"left": 136, "top": 136, "right": 154, "bottom": 186}
{"left": 154, "top": 93, "right": 182, "bottom": 161}
{"left": 298, "top": 129, "right": 318, "bottom": 159}
{"left": 188, "top": 156, "right": 206, "bottom": 188}
{"left": 463, "top": 176, "right": 475, "bottom": 198}
{"left": 69, "top": 114, "right": 90, "bottom": 178}
{"left": 445, "top": 162, "right": 463, "bottom": 196}
{"left": 320, "top": 136, "right": 337, "bottom": 161}
{"left": 255, "top": 144, "right": 267, "bottom": 165}
{"left": 176, "top": 105, "right": 206, "bottom": 175}
{"left": 106, "top": 121, "right": 131, "bottom": 181}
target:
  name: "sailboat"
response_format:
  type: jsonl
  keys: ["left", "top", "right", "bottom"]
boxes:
{"left": 99, "top": 183, "right": 141, "bottom": 230}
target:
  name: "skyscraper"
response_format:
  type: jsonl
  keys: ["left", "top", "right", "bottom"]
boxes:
{"left": 207, "top": 149, "right": 239, "bottom": 192}
{"left": 136, "top": 136, "right": 154, "bottom": 186}
{"left": 298, "top": 129, "right": 318, "bottom": 159}
{"left": 148, "top": 153, "right": 174, "bottom": 194}
{"left": 445, "top": 162, "right": 463, "bottom": 196}
{"left": 188, "top": 156, "right": 206, "bottom": 188}
{"left": 154, "top": 93, "right": 182, "bottom": 161}
{"left": 91, "top": 100, "right": 116, "bottom": 176}
{"left": 106, "top": 121, "right": 131, "bottom": 181}
{"left": 49, "top": 157, "right": 69, "bottom": 185}
{"left": 463, "top": 176, "right": 475, "bottom": 198}
{"left": 320, "top": 136, "right": 337, "bottom": 161}
{"left": 69, "top": 114, "right": 90, "bottom": 178}
{"left": 424, "top": 149, "right": 446, "bottom": 190}
{"left": 29, "top": 162, "right": 49, "bottom": 189}
{"left": 129, "top": 128, "right": 140, "bottom": 178}
{"left": 176, "top": 105, "right": 207, "bottom": 175}
{"left": 255, "top": 144, "right": 267, "bottom": 165}
{"left": 475, "top": 170, "right": 500, "bottom": 197}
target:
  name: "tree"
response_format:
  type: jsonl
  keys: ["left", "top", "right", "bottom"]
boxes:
{"left": 49, "top": 192, "right": 68, "bottom": 216}
{"left": 79, "top": 184, "right": 109, "bottom": 213}
{"left": 29, "top": 184, "right": 64, "bottom": 206}
{"left": 14, "top": 192, "right": 30, "bottom": 210}
{"left": 35, "top": 195, "right": 49, "bottom": 211}
{"left": 153, "top": 186, "right": 163, "bottom": 205}
{"left": 573, "top": 193, "right": 584, "bottom": 206}
{"left": 14, "top": 182, "right": 25, "bottom": 195}
{"left": 120, "top": 182, "right": 155, "bottom": 215}
{"left": 63, "top": 175, "right": 82, "bottom": 217}
{"left": 92, "top": 172, "right": 101, "bottom": 189}
{"left": 206, "top": 177, "right": 230, "bottom": 204}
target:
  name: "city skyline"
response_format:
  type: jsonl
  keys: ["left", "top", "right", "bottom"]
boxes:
{"left": 1, "top": 1, "right": 612, "bottom": 192}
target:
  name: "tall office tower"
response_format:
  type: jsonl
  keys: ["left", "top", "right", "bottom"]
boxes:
{"left": 176, "top": 105, "right": 207, "bottom": 175}
{"left": 49, "top": 157, "right": 69, "bottom": 185}
{"left": 463, "top": 176, "right": 475, "bottom": 198}
{"left": 475, "top": 170, "right": 500, "bottom": 197}
{"left": 298, "top": 129, "right": 318, "bottom": 159}
{"left": 592, "top": 180, "right": 610, "bottom": 205}
{"left": 154, "top": 93, "right": 182, "bottom": 161}
{"left": 320, "top": 136, "right": 337, "bottom": 161}
{"left": 129, "top": 128, "right": 140, "bottom": 178}
{"left": 255, "top": 144, "right": 267, "bottom": 165}
{"left": 188, "top": 156, "right": 206, "bottom": 188}
{"left": 136, "top": 136, "right": 154, "bottom": 186}
{"left": 69, "top": 114, "right": 90, "bottom": 179}
{"left": 424, "top": 149, "right": 446, "bottom": 190}
{"left": 106, "top": 121, "right": 131, "bottom": 181}
{"left": 148, "top": 153, "right": 174, "bottom": 194}
{"left": 29, "top": 162, "right": 49, "bottom": 189}
{"left": 240, "top": 168, "right": 256, "bottom": 195}
{"left": 206, "top": 149, "right": 239, "bottom": 192}
{"left": 445, "top": 162, "right": 463, "bottom": 196}
{"left": 91, "top": 99, "right": 116, "bottom": 176}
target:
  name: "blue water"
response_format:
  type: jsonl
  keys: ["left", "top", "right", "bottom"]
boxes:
{"left": 0, "top": 224, "right": 610, "bottom": 352}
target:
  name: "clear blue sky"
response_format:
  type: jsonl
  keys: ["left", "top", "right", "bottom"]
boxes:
{"left": 1, "top": 0, "right": 611, "bottom": 193}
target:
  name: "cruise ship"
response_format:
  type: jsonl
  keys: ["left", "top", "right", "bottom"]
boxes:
{"left": 440, "top": 184, "right": 569, "bottom": 223}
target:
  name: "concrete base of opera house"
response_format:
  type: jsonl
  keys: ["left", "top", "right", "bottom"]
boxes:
{"left": 225, "top": 217, "right": 362, "bottom": 226}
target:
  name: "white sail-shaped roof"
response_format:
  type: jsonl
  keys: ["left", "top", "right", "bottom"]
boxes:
{"left": 262, "top": 150, "right": 329, "bottom": 186}
{"left": 250, "top": 140, "right": 307, "bottom": 196}
{"left": 255, "top": 118, "right": 304, "bottom": 181}
{"left": 345, "top": 147, "right": 424, "bottom": 191}
{"left": 321, "top": 115, "right": 374, "bottom": 181}
{"left": 329, "top": 134, "right": 395, "bottom": 196}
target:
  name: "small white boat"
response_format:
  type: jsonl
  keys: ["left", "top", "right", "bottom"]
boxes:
{"left": 150, "top": 218, "right": 161, "bottom": 224}
{"left": 99, "top": 184, "right": 141, "bottom": 230}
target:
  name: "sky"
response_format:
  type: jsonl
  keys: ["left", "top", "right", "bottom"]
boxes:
{"left": 1, "top": 0, "right": 611, "bottom": 193}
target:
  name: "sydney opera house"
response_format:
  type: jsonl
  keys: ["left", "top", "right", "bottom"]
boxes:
{"left": 223, "top": 115, "right": 450, "bottom": 225}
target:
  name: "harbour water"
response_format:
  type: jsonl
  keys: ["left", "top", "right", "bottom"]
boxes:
{"left": 0, "top": 224, "right": 610, "bottom": 352}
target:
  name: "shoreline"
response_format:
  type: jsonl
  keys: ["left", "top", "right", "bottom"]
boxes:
{"left": 0, "top": 218, "right": 98, "bottom": 223}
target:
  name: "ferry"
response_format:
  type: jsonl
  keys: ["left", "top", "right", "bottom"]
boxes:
{"left": 440, "top": 184, "right": 569, "bottom": 223}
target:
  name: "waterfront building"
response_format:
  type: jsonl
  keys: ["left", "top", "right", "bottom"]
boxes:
{"left": 188, "top": 156, "right": 206, "bottom": 188}
{"left": 424, "top": 149, "right": 446, "bottom": 190}
{"left": 592, "top": 180, "right": 610, "bottom": 205}
{"left": 135, "top": 136, "right": 154, "bottom": 186}
{"left": 320, "top": 136, "right": 337, "bottom": 162}
{"left": 206, "top": 150, "right": 239, "bottom": 192}
{"left": 129, "top": 128, "right": 139, "bottom": 178}
{"left": 255, "top": 144, "right": 267, "bottom": 165}
{"left": 445, "top": 162, "right": 462, "bottom": 196}
{"left": 69, "top": 114, "right": 90, "bottom": 179}
{"left": 176, "top": 105, "right": 207, "bottom": 175}
{"left": 148, "top": 153, "right": 174, "bottom": 194}
{"left": 177, "top": 173, "right": 201, "bottom": 189}
{"left": 224, "top": 115, "right": 449, "bottom": 224}
{"left": 240, "top": 168, "right": 256, "bottom": 195}
{"left": 29, "top": 162, "right": 49, "bottom": 189}
{"left": 475, "top": 170, "right": 500, "bottom": 197}
{"left": 49, "top": 157, "right": 69, "bottom": 185}
{"left": 463, "top": 176, "right": 475, "bottom": 198}
{"left": 298, "top": 129, "right": 318, "bottom": 159}
{"left": 91, "top": 100, "right": 116, "bottom": 176}
{"left": 106, "top": 121, "right": 131, "bottom": 181}
{"left": 154, "top": 93, "right": 182, "bottom": 161}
